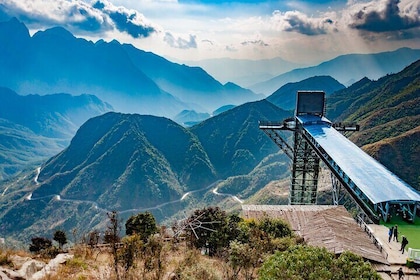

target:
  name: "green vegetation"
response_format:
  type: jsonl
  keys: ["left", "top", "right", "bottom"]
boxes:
{"left": 259, "top": 245, "right": 380, "bottom": 280}
{"left": 53, "top": 230, "right": 68, "bottom": 249}
{"left": 125, "top": 211, "right": 158, "bottom": 241}
{"left": 327, "top": 60, "right": 420, "bottom": 190}
{"left": 1, "top": 209, "right": 382, "bottom": 280}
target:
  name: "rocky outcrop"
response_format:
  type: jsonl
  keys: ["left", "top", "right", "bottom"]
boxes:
{"left": 0, "top": 253, "right": 73, "bottom": 280}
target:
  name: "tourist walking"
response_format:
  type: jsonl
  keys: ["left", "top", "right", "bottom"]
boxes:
{"left": 393, "top": 225, "right": 399, "bottom": 242}
{"left": 388, "top": 226, "right": 394, "bottom": 242}
{"left": 398, "top": 267, "right": 404, "bottom": 279}
{"left": 400, "top": 236, "right": 409, "bottom": 254}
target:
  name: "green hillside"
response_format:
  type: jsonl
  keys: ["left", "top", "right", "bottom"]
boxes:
{"left": 326, "top": 59, "right": 420, "bottom": 190}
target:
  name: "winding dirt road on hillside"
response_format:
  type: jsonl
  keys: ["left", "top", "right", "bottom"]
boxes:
{"left": 26, "top": 170, "right": 244, "bottom": 215}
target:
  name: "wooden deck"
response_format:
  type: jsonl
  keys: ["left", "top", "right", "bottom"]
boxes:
{"left": 242, "top": 205, "right": 388, "bottom": 264}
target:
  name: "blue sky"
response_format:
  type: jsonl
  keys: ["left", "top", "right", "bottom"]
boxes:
{"left": 0, "top": 0, "right": 419, "bottom": 64}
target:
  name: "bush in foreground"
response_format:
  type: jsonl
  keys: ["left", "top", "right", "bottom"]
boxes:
{"left": 258, "top": 245, "right": 381, "bottom": 280}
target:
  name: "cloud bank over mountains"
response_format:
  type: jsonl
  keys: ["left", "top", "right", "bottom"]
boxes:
{"left": 0, "top": 0, "right": 419, "bottom": 63}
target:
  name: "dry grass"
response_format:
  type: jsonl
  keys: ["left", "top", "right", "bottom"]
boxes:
{"left": 37, "top": 241, "right": 257, "bottom": 280}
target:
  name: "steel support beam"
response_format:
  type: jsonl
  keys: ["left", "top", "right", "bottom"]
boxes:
{"left": 290, "top": 129, "right": 320, "bottom": 205}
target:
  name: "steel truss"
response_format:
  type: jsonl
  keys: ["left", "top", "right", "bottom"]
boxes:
{"left": 290, "top": 129, "right": 320, "bottom": 205}
{"left": 375, "top": 201, "right": 417, "bottom": 223}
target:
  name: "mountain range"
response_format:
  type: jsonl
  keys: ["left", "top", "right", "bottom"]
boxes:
{"left": 0, "top": 18, "right": 263, "bottom": 117}
{"left": 0, "top": 87, "right": 112, "bottom": 180}
{"left": 249, "top": 47, "right": 420, "bottom": 95}
{"left": 267, "top": 76, "right": 345, "bottom": 110}
{"left": 0, "top": 100, "right": 291, "bottom": 243}
{"left": 183, "top": 57, "right": 305, "bottom": 87}
{"left": 326, "top": 59, "right": 420, "bottom": 188}
{"left": 0, "top": 15, "right": 418, "bottom": 244}
{"left": 1, "top": 60, "right": 419, "bottom": 244}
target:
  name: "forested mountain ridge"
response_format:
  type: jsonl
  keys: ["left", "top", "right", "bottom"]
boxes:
{"left": 0, "top": 100, "right": 291, "bottom": 242}
{"left": 326, "top": 59, "right": 420, "bottom": 188}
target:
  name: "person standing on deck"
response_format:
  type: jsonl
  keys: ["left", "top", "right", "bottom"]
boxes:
{"left": 400, "top": 236, "right": 409, "bottom": 254}
{"left": 388, "top": 226, "right": 394, "bottom": 242}
{"left": 393, "top": 225, "right": 399, "bottom": 242}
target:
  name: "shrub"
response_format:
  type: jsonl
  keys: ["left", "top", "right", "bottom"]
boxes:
{"left": 53, "top": 230, "right": 68, "bottom": 249}
{"left": 125, "top": 211, "right": 158, "bottom": 242}
{"left": 29, "top": 237, "right": 52, "bottom": 253}
{"left": 259, "top": 245, "right": 380, "bottom": 280}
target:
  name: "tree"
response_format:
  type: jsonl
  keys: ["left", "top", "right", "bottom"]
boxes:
{"left": 29, "top": 237, "right": 52, "bottom": 253}
{"left": 120, "top": 234, "right": 143, "bottom": 272}
{"left": 333, "top": 251, "right": 381, "bottom": 279}
{"left": 185, "top": 207, "right": 242, "bottom": 256}
{"left": 87, "top": 230, "right": 100, "bottom": 247}
{"left": 257, "top": 217, "right": 292, "bottom": 238}
{"left": 125, "top": 211, "right": 158, "bottom": 242}
{"left": 228, "top": 240, "right": 260, "bottom": 280}
{"left": 53, "top": 230, "right": 67, "bottom": 249}
{"left": 106, "top": 211, "right": 121, "bottom": 280}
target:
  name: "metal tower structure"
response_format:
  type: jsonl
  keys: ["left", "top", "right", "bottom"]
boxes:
{"left": 260, "top": 91, "right": 331, "bottom": 205}
{"left": 260, "top": 91, "right": 420, "bottom": 223}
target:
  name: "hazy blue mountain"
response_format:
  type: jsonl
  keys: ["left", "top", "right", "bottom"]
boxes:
{"left": 0, "top": 87, "right": 112, "bottom": 180}
{"left": 173, "top": 110, "right": 211, "bottom": 127}
{"left": 0, "top": 87, "right": 113, "bottom": 138}
{"left": 213, "top": 105, "right": 236, "bottom": 115}
{"left": 267, "top": 76, "right": 345, "bottom": 110}
{"left": 0, "top": 19, "right": 184, "bottom": 116}
{"left": 122, "top": 45, "right": 264, "bottom": 112}
{"left": 0, "top": 119, "right": 64, "bottom": 181}
{"left": 183, "top": 57, "right": 305, "bottom": 87}
{"left": 0, "top": 18, "right": 262, "bottom": 116}
{"left": 250, "top": 48, "right": 420, "bottom": 95}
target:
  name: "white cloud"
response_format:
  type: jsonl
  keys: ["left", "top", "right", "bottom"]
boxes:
{"left": 164, "top": 32, "right": 197, "bottom": 49}
{"left": 0, "top": 0, "right": 418, "bottom": 63}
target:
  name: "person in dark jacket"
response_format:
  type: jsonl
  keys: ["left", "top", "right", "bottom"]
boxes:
{"left": 398, "top": 267, "right": 404, "bottom": 279}
{"left": 393, "top": 225, "right": 399, "bottom": 242}
{"left": 400, "top": 236, "right": 409, "bottom": 253}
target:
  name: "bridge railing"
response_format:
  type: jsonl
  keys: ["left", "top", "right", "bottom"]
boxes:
{"left": 356, "top": 215, "right": 388, "bottom": 260}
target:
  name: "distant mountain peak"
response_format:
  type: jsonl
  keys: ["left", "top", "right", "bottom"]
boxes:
{"left": 33, "top": 26, "right": 75, "bottom": 40}
{"left": 0, "top": 17, "right": 30, "bottom": 41}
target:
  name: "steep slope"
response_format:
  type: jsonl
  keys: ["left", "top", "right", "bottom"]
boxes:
{"left": 326, "top": 60, "right": 420, "bottom": 189}
{"left": 267, "top": 76, "right": 345, "bottom": 110}
{"left": 363, "top": 127, "right": 420, "bottom": 189}
{"left": 251, "top": 48, "right": 420, "bottom": 95}
{"left": 191, "top": 99, "right": 292, "bottom": 178}
{"left": 36, "top": 113, "right": 217, "bottom": 202}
